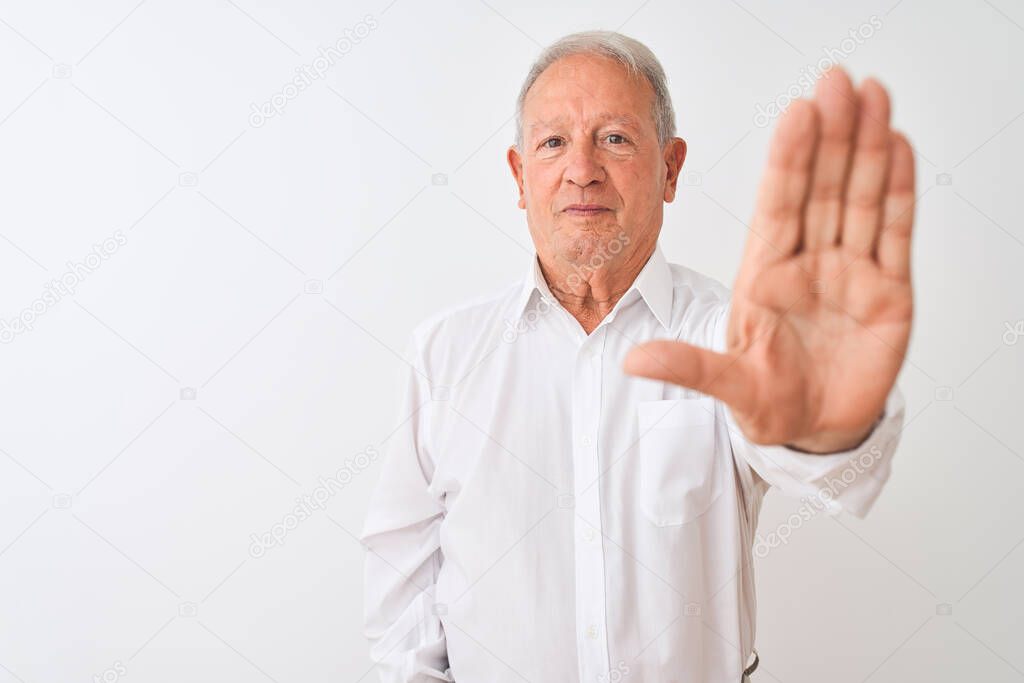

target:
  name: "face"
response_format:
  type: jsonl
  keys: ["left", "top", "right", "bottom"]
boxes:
{"left": 507, "top": 53, "right": 687, "bottom": 273}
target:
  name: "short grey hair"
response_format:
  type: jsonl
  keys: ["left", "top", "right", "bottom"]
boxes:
{"left": 513, "top": 30, "right": 676, "bottom": 150}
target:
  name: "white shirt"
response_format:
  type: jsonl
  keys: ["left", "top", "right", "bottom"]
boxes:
{"left": 360, "top": 244, "right": 905, "bottom": 682}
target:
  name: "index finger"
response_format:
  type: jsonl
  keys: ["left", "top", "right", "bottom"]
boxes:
{"left": 735, "top": 100, "right": 820, "bottom": 293}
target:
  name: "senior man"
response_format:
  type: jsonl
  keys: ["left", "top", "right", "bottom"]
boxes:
{"left": 360, "top": 30, "right": 913, "bottom": 682}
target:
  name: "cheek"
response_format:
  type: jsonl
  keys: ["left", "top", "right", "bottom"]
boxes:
{"left": 523, "top": 168, "right": 559, "bottom": 203}
{"left": 611, "top": 166, "right": 653, "bottom": 206}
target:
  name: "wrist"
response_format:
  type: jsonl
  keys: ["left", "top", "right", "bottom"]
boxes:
{"left": 786, "top": 414, "right": 882, "bottom": 454}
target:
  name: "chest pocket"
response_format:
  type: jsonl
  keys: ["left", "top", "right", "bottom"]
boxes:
{"left": 637, "top": 395, "right": 722, "bottom": 526}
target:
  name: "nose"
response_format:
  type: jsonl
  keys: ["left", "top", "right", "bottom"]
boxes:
{"left": 564, "top": 139, "right": 605, "bottom": 188}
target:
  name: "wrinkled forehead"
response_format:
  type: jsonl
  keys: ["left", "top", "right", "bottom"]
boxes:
{"left": 527, "top": 112, "right": 645, "bottom": 137}
{"left": 522, "top": 56, "right": 656, "bottom": 137}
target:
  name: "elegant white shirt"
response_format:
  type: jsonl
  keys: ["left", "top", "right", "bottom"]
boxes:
{"left": 360, "top": 244, "right": 905, "bottom": 682}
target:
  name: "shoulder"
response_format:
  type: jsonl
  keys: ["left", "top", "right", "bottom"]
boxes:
{"left": 406, "top": 278, "right": 522, "bottom": 375}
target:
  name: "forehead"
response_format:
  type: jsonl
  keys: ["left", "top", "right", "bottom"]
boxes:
{"left": 523, "top": 54, "right": 655, "bottom": 132}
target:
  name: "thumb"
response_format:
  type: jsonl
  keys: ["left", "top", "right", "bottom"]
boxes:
{"left": 622, "top": 340, "right": 754, "bottom": 413}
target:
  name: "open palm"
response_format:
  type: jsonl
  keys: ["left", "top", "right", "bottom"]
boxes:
{"left": 625, "top": 68, "right": 917, "bottom": 452}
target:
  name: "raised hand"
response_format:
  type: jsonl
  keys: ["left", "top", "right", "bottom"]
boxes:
{"left": 624, "top": 67, "right": 917, "bottom": 453}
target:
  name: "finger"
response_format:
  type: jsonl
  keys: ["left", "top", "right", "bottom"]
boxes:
{"left": 803, "top": 67, "right": 859, "bottom": 250}
{"left": 623, "top": 340, "right": 754, "bottom": 414}
{"left": 876, "top": 131, "right": 916, "bottom": 280}
{"left": 839, "top": 78, "right": 892, "bottom": 255}
{"left": 737, "top": 99, "right": 820, "bottom": 290}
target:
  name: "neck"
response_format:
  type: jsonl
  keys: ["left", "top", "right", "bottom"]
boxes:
{"left": 538, "top": 242, "right": 655, "bottom": 335}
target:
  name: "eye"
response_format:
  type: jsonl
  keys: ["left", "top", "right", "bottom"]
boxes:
{"left": 540, "top": 137, "right": 563, "bottom": 149}
{"left": 605, "top": 133, "right": 628, "bottom": 145}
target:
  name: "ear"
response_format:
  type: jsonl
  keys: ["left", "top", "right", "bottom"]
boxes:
{"left": 662, "top": 137, "right": 687, "bottom": 203}
{"left": 507, "top": 145, "right": 526, "bottom": 209}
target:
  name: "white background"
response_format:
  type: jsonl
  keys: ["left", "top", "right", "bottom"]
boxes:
{"left": 0, "top": 0, "right": 1021, "bottom": 681}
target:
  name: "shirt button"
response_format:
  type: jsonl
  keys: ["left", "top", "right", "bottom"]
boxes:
{"left": 585, "top": 624, "right": 598, "bottom": 639}
{"left": 583, "top": 528, "right": 595, "bottom": 542}
{"left": 581, "top": 436, "right": 592, "bottom": 446}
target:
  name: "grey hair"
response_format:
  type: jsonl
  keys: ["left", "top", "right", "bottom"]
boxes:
{"left": 513, "top": 30, "right": 676, "bottom": 150}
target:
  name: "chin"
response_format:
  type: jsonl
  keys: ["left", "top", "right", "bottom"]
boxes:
{"left": 559, "top": 225, "right": 627, "bottom": 265}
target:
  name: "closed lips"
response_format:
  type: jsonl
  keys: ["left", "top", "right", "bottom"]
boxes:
{"left": 564, "top": 204, "right": 610, "bottom": 214}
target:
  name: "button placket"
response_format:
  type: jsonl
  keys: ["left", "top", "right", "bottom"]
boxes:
{"left": 572, "top": 332, "right": 610, "bottom": 682}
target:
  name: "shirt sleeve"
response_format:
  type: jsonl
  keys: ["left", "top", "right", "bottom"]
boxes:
{"left": 713, "top": 301, "right": 907, "bottom": 519}
{"left": 359, "top": 331, "right": 454, "bottom": 682}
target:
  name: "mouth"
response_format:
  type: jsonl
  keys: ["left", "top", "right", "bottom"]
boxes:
{"left": 563, "top": 204, "right": 611, "bottom": 217}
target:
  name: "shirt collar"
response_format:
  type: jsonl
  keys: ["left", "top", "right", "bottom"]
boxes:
{"left": 513, "top": 243, "right": 674, "bottom": 331}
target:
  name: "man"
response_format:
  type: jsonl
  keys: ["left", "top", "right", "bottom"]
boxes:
{"left": 360, "top": 30, "right": 913, "bottom": 682}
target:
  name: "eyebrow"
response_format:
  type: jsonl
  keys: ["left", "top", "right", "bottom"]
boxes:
{"left": 528, "top": 112, "right": 643, "bottom": 135}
